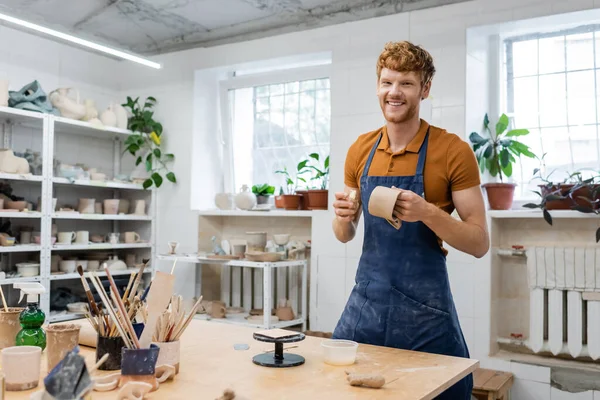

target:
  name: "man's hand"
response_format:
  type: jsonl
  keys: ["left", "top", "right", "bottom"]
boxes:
{"left": 392, "top": 189, "right": 434, "bottom": 223}
{"left": 333, "top": 191, "right": 359, "bottom": 222}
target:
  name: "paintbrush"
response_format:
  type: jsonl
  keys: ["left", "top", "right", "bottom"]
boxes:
{"left": 0, "top": 285, "right": 7, "bottom": 312}
{"left": 127, "top": 261, "right": 148, "bottom": 304}
{"left": 89, "top": 273, "right": 133, "bottom": 348}
{"left": 103, "top": 265, "right": 141, "bottom": 349}
{"left": 122, "top": 272, "right": 136, "bottom": 305}
{"left": 76, "top": 266, "right": 103, "bottom": 325}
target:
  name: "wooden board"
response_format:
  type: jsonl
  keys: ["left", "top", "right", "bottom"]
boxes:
{"left": 7, "top": 320, "right": 478, "bottom": 400}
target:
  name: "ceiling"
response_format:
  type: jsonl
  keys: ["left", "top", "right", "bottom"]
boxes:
{"left": 0, "top": 0, "right": 468, "bottom": 55}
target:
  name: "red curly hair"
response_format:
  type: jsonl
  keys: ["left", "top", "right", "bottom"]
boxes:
{"left": 376, "top": 41, "right": 436, "bottom": 86}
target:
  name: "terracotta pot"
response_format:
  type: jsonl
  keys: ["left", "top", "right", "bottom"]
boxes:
{"left": 280, "top": 194, "right": 301, "bottom": 210}
{"left": 153, "top": 340, "right": 181, "bottom": 374}
{"left": 482, "top": 183, "right": 516, "bottom": 210}
{"left": 274, "top": 195, "right": 284, "bottom": 209}
{"left": 0, "top": 308, "right": 24, "bottom": 350}
{"left": 296, "top": 190, "right": 309, "bottom": 210}
{"left": 307, "top": 189, "right": 328, "bottom": 210}
{"left": 540, "top": 184, "right": 600, "bottom": 210}
{"left": 46, "top": 323, "right": 81, "bottom": 371}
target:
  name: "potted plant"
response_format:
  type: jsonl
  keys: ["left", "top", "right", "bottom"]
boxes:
{"left": 252, "top": 184, "right": 275, "bottom": 205}
{"left": 469, "top": 113, "right": 536, "bottom": 210}
{"left": 274, "top": 162, "right": 309, "bottom": 210}
{"left": 122, "top": 96, "right": 176, "bottom": 190}
{"left": 304, "top": 153, "right": 330, "bottom": 210}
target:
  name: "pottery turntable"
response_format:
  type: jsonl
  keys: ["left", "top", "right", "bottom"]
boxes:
{"left": 252, "top": 329, "right": 306, "bottom": 368}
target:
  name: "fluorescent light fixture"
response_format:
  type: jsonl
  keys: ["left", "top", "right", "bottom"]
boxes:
{"left": 0, "top": 12, "right": 161, "bottom": 69}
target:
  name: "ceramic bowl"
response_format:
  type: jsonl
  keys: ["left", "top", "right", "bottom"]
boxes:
{"left": 321, "top": 339, "right": 358, "bottom": 366}
{"left": 16, "top": 262, "right": 40, "bottom": 277}
{"left": 273, "top": 234, "right": 290, "bottom": 245}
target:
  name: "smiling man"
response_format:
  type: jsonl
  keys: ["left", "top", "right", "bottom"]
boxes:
{"left": 331, "top": 41, "right": 489, "bottom": 399}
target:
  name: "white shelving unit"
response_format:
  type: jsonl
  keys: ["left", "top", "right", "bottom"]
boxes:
{"left": 157, "top": 254, "right": 308, "bottom": 330}
{"left": 198, "top": 209, "right": 314, "bottom": 217}
{"left": 0, "top": 106, "right": 156, "bottom": 319}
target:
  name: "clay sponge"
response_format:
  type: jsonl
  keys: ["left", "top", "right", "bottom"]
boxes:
{"left": 367, "top": 186, "right": 402, "bottom": 229}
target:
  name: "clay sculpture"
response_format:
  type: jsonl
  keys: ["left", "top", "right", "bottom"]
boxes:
{"left": 367, "top": 186, "right": 402, "bottom": 229}
{"left": 345, "top": 371, "right": 386, "bottom": 388}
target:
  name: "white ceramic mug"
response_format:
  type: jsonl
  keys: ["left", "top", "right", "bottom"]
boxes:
{"left": 106, "top": 233, "right": 119, "bottom": 244}
{"left": 2, "top": 346, "right": 41, "bottom": 391}
{"left": 75, "top": 231, "right": 89, "bottom": 244}
{"left": 57, "top": 232, "right": 76, "bottom": 244}
{"left": 124, "top": 232, "right": 141, "bottom": 243}
{"left": 59, "top": 260, "right": 76, "bottom": 273}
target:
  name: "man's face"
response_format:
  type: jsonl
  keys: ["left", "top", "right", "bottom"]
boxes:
{"left": 376, "top": 68, "right": 430, "bottom": 124}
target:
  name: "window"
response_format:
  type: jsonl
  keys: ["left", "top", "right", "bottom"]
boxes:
{"left": 223, "top": 67, "right": 331, "bottom": 194}
{"left": 504, "top": 25, "right": 600, "bottom": 198}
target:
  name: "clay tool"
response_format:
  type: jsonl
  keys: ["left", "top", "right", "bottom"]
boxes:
{"left": 127, "top": 260, "right": 148, "bottom": 304}
{"left": 89, "top": 353, "right": 109, "bottom": 374}
{"left": 122, "top": 272, "right": 136, "bottom": 304}
{"left": 76, "top": 266, "right": 104, "bottom": 335}
{"left": 170, "top": 259, "right": 178, "bottom": 275}
{"left": 172, "top": 295, "right": 203, "bottom": 341}
{"left": 138, "top": 271, "right": 175, "bottom": 348}
{"left": 103, "top": 265, "right": 141, "bottom": 349}
{"left": 0, "top": 284, "right": 7, "bottom": 311}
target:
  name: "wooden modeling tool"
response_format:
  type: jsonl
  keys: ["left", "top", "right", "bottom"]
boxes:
{"left": 172, "top": 295, "right": 203, "bottom": 341}
{"left": 170, "top": 259, "right": 178, "bottom": 275}
{"left": 127, "top": 261, "right": 148, "bottom": 304}
{"left": 0, "top": 284, "right": 7, "bottom": 312}
{"left": 138, "top": 271, "right": 175, "bottom": 348}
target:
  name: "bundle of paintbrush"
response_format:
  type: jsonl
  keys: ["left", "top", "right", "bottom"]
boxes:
{"left": 76, "top": 260, "right": 150, "bottom": 349}
{"left": 152, "top": 294, "right": 203, "bottom": 342}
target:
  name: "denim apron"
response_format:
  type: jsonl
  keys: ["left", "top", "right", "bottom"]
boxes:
{"left": 332, "top": 128, "right": 473, "bottom": 399}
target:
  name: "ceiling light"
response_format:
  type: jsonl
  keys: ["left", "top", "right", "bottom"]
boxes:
{"left": 0, "top": 12, "right": 161, "bottom": 69}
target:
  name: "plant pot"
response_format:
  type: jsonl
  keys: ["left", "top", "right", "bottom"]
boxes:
{"left": 96, "top": 335, "right": 124, "bottom": 371}
{"left": 0, "top": 308, "right": 24, "bottom": 350}
{"left": 256, "top": 195, "right": 271, "bottom": 205}
{"left": 296, "top": 190, "right": 309, "bottom": 210}
{"left": 539, "top": 184, "right": 600, "bottom": 210}
{"left": 482, "top": 183, "right": 516, "bottom": 210}
{"left": 46, "top": 323, "right": 81, "bottom": 371}
{"left": 307, "top": 189, "right": 328, "bottom": 210}
{"left": 280, "top": 194, "right": 301, "bottom": 210}
{"left": 275, "top": 195, "right": 284, "bottom": 209}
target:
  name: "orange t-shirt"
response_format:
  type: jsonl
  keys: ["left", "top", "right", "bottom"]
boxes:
{"left": 344, "top": 119, "right": 481, "bottom": 254}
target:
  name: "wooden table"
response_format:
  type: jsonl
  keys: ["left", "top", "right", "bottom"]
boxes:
{"left": 8, "top": 320, "right": 478, "bottom": 399}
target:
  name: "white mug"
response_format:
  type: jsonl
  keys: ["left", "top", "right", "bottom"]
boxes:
{"left": 124, "top": 232, "right": 141, "bottom": 243}
{"left": 75, "top": 231, "right": 89, "bottom": 244}
{"left": 57, "top": 232, "right": 76, "bottom": 244}
{"left": 106, "top": 233, "right": 119, "bottom": 244}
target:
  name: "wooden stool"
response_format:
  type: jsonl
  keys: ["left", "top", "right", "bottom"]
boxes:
{"left": 472, "top": 368, "right": 514, "bottom": 400}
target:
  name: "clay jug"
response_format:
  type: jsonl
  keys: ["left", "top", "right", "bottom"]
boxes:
{"left": 234, "top": 185, "right": 256, "bottom": 210}
{"left": 100, "top": 104, "right": 117, "bottom": 127}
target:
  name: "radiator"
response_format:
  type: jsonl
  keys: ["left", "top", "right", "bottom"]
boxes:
{"left": 219, "top": 265, "right": 303, "bottom": 316}
{"left": 527, "top": 246, "right": 600, "bottom": 359}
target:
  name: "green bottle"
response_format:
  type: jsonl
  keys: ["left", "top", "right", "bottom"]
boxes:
{"left": 13, "top": 283, "right": 46, "bottom": 350}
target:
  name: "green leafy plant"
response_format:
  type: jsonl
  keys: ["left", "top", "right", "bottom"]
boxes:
{"left": 276, "top": 160, "right": 310, "bottom": 194}
{"left": 305, "top": 153, "right": 330, "bottom": 190}
{"left": 469, "top": 113, "right": 536, "bottom": 182}
{"left": 122, "top": 96, "right": 176, "bottom": 189}
{"left": 252, "top": 184, "right": 275, "bottom": 197}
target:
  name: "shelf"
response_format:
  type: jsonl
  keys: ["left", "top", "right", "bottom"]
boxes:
{"left": 157, "top": 254, "right": 307, "bottom": 269}
{"left": 50, "top": 268, "right": 152, "bottom": 281}
{"left": 0, "top": 106, "right": 44, "bottom": 125}
{"left": 193, "top": 313, "right": 304, "bottom": 329}
{"left": 0, "top": 276, "right": 41, "bottom": 285}
{"left": 0, "top": 173, "right": 43, "bottom": 183}
{"left": 52, "top": 213, "right": 151, "bottom": 221}
{"left": 52, "top": 243, "right": 152, "bottom": 251}
{"left": 52, "top": 177, "right": 145, "bottom": 190}
{"left": 0, "top": 245, "right": 41, "bottom": 253}
{"left": 0, "top": 211, "right": 41, "bottom": 219}
{"left": 489, "top": 210, "right": 600, "bottom": 219}
{"left": 48, "top": 312, "right": 86, "bottom": 323}
{"left": 53, "top": 116, "right": 132, "bottom": 140}
{"left": 198, "top": 209, "right": 315, "bottom": 217}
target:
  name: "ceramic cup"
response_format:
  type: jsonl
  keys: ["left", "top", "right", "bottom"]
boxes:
{"left": 20, "top": 230, "right": 31, "bottom": 245}
{"left": 46, "top": 324, "right": 81, "bottom": 371}
{"left": 96, "top": 335, "right": 124, "bottom": 371}
{"left": 59, "top": 260, "right": 76, "bottom": 274}
{"left": 367, "top": 186, "right": 403, "bottom": 229}
{"left": 75, "top": 231, "right": 89, "bottom": 244}
{"left": 120, "top": 344, "right": 160, "bottom": 391}
{"left": 0, "top": 308, "right": 24, "bottom": 350}
{"left": 87, "top": 260, "right": 100, "bottom": 271}
{"left": 209, "top": 301, "right": 226, "bottom": 319}
{"left": 2, "top": 346, "right": 41, "bottom": 391}
{"left": 232, "top": 244, "right": 247, "bottom": 257}
{"left": 124, "top": 232, "right": 141, "bottom": 243}
{"left": 78, "top": 198, "right": 95, "bottom": 214}
{"left": 94, "top": 202, "right": 103, "bottom": 214}
{"left": 133, "top": 200, "right": 146, "bottom": 215}
{"left": 78, "top": 260, "right": 88, "bottom": 271}
{"left": 246, "top": 232, "right": 267, "bottom": 252}
{"left": 57, "top": 232, "right": 76, "bottom": 244}
{"left": 153, "top": 340, "right": 181, "bottom": 374}
{"left": 103, "top": 199, "right": 119, "bottom": 215}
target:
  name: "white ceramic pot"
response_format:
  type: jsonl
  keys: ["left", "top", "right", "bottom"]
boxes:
{"left": 100, "top": 106, "right": 117, "bottom": 127}
{"left": 245, "top": 231, "right": 267, "bottom": 252}
{"left": 0, "top": 79, "right": 8, "bottom": 107}
{"left": 153, "top": 340, "right": 181, "bottom": 374}
{"left": 16, "top": 262, "right": 39, "bottom": 277}
{"left": 214, "top": 193, "right": 234, "bottom": 210}
{"left": 2, "top": 346, "right": 41, "bottom": 391}
{"left": 234, "top": 185, "right": 256, "bottom": 210}
{"left": 59, "top": 260, "right": 76, "bottom": 274}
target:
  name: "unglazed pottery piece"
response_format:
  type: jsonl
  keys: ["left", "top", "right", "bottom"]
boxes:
{"left": 209, "top": 301, "right": 227, "bottom": 319}
{"left": 234, "top": 185, "right": 257, "bottom": 210}
{"left": 154, "top": 341, "right": 180, "bottom": 374}
{"left": 0, "top": 307, "right": 24, "bottom": 349}
{"left": 1, "top": 345, "right": 41, "bottom": 391}
{"left": 367, "top": 186, "right": 402, "bottom": 229}
{"left": 46, "top": 323, "right": 81, "bottom": 371}
{"left": 155, "top": 364, "right": 176, "bottom": 382}
{"left": 78, "top": 198, "right": 95, "bottom": 214}
{"left": 118, "top": 199, "right": 130, "bottom": 214}
{"left": 103, "top": 199, "right": 119, "bottom": 215}
{"left": 245, "top": 232, "right": 267, "bottom": 252}
{"left": 117, "top": 381, "right": 153, "bottom": 400}
{"left": 93, "top": 372, "right": 121, "bottom": 391}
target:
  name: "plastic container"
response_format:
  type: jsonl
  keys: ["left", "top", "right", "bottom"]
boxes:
{"left": 321, "top": 339, "right": 358, "bottom": 365}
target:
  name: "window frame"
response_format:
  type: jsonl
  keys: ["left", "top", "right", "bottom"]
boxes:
{"left": 218, "top": 64, "right": 332, "bottom": 193}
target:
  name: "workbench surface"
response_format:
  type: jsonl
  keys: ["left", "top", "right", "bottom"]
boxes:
{"left": 7, "top": 319, "right": 478, "bottom": 399}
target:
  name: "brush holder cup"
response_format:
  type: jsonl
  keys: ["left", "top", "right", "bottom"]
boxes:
{"left": 153, "top": 340, "right": 181, "bottom": 374}
{"left": 96, "top": 335, "right": 124, "bottom": 371}
{"left": 120, "top": 344, "right": 160, "bottom": 392}
{"left": 0, "top": 308, "right": 24, "bottom": 350}
{"left": 46, "top": 323, "right": 81, "bottom": 371}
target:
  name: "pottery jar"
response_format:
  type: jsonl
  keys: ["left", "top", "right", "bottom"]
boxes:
{"left": 96, "top": 335, "right": 124, "bottom": 371}
{"left": 0, "top": 308, "right": 24, "bottom": 350}
{"left": 133, "top": 199, "right": 146, "bottom": 215}
{"left": 2, "top": 345, "right": 41, "bottom": 391}
{"left": 234, "top": 185, "right": 256, "bottom": 210}
{"left": 153, "top": 340, "right": 181, "bottom": 374}
{"left": 100, "top": 105, "right": 117, "bottom": 127}
{"left": 120, "top": 344, "right": 160, "bottom": 391}
{"left": 78, "top": 198, "right": 95, "bottom": 214}
{"left": 118, "top": 199, "right": 130, "bottom": 214}
{"left": 46, "top": 323, "right": 81, "bottom": 371}
{"left": 103, "top": 199, "right": 119, "bottom": 215}
{"left": 245, "top": 231, "right": 267, "bottom": 252}
{"left": 214, "top": 193, "right": 235, "bottom": 210}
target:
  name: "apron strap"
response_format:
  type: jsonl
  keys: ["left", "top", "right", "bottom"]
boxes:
{"left": 361, "top": 131, "right": 383, "bottom": 178}
{"left": 415, "top": 127, "right": 430, "bottom": 177}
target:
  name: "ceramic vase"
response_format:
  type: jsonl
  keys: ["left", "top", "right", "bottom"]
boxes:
{"left": 46, "top": 324, "right": 81, "bottom": 371}
{"left": 2, "top": 346, "right": 41, "bottom": 391}
{"left": 120, "top": 344, "right": 160, "bottom": 391}
{"left": 0, "top": 79, "right": 8, "bottom": 107}
{"left": 100, "top": 105, "right": 117, "bottom": 127}
{"left": 153, "top": 340, "right": 180, "bottom": 374}
{"left": 214, "top": 193, "right": 235, "bottom": 210}
{"left": 103, "top": 199, "right": 119, "bottom": 215}
{"left": 78, "top": 198, "right": 95, "bottom": 214}
{"left": 234, "top": 185, "right": 256, "bottom": 210}
{"left": 114, "top": 102, "right": 128, "bottom": 129}
{"left": 96, "top": 335, "right": 124, "bottom": 371}
{"left": 133, "top": 199, "right": 146, "bottom": 215}
{"left": 245, "top": 231, "right": 267, "bottom": 252}
{"left": 0, "top": 308, "right": 24, "bottom": 350}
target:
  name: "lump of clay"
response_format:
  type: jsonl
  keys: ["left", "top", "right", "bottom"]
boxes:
{"left": 346, "top": 371, "right": 386, "bottom": 389}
